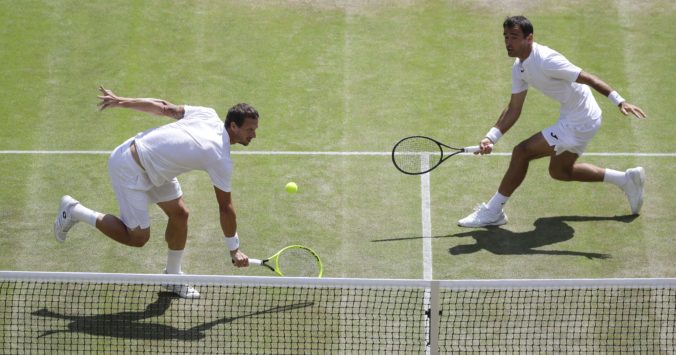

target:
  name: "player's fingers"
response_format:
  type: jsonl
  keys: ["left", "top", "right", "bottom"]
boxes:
{"left": 631, "top": 106, "right": 647, "bottom": 119}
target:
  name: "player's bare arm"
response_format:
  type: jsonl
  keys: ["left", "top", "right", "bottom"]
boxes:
{"left": 214, "top": 186, "right": 249, "bottom": 267}
{"left": 575, "top": 72, "right": 647, "bottom": 119}
{"left": 480, "top": 90, "right": 528, "bottom": 154}
{"left": 97, "top": 86, "right": 185, "bottom": 119}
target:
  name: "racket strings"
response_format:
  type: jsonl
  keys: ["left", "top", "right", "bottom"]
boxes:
{"left": 277, "top": 249, "right": 321, "bottom": 277}
{"left": 392, "top": 138, "right": 443, "bottom": 174}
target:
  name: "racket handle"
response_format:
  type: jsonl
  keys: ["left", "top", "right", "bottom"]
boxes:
{"left": 248, "top": 258, "right": 263, "bottom": 265}
{"left": 464, "top": 144, "right": 493, "bottom": 153}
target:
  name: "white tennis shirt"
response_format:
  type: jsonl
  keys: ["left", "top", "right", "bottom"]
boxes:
{"left": 133, "top": 106, "right": 233, "bottom": 192}
{"left": 512, "top": 42, "right": 602, "bottom": 125}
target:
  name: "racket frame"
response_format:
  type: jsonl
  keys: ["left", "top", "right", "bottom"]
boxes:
{"left": 391, "top": 135, "right": 480, "bottom": 175}
{"left": 249, "top": 245, "right": 323, "bottom": 277}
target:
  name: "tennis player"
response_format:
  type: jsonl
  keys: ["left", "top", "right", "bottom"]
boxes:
{"left": 53, "top": 87, "right": 256, "bottom": 298}
{"left": 459, "top": 16, "right": 647, "bottom": 228}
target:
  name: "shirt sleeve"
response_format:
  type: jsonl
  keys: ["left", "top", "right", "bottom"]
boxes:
{"left": 182, "top": 105, "right": 219, "bottom": 121}
{"left": 207, "top": 159, "right": 232, "bottom": 192}
{"left": 542, "top": 52, "right": 582, "bottom": 82}
{"left": 511, "top": 60, "right": 528, "bottom": 94}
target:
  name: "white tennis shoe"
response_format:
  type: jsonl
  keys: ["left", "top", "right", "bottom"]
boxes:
{"left": 53, "top": 195, "right": 80, "bottom": 243}
{"left": 458, "top": 203, "right": 508, "bottom": 228}
{"left": 163, "top": 270, "right": 200, "bottom": 299}
{"left": 622, "top": 167, "right": 645, "bottom": 215}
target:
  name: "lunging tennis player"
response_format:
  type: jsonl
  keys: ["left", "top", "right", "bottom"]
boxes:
{"left": 459, "top": 16, "right": 647, "bottom": 228}
{"left": 54, "top": 87, "right": 256, "bottom": 298}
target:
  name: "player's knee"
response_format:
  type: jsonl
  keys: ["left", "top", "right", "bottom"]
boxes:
{"left": 170, "top": 206, "right": 190, "bottom": 223}
{"left": 549, "top": 166, "right": 572, "bottom": 181}
{"left": 511, "top": 143, "right": 531, "bottom": 160}
{"left": 128, "top": 228, "right": 151, "bottom": 247}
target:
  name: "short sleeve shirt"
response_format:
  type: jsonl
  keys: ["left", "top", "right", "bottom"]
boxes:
{"left": 133, "top": 106, "right": 233, "bottom": 192}
{"left": 512, "top": 42, "right": 601, "bottom": 124}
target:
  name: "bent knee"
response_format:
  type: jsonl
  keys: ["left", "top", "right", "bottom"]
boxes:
{"left": 549, "top": 167, "right": 573, "bottom": 181}
{"left": 169, "top": 206, "right": 190, "bottom": 223}
{"left": 128, "top": 228, "right": 151, "bottom": 247}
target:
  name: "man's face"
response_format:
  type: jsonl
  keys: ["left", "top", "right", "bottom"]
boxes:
{"left": 231, "top": 117, "right": 258, "bottom": 146}
{"left": 503, "top": 25, "right": 532, "bottom": 58}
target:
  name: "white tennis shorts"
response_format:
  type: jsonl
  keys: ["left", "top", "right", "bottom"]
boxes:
{"left": 542, "top": 117, "right": 601, "bottom": 156}
{"left": 108, "top": 138, "right": 182, "bottom": 229}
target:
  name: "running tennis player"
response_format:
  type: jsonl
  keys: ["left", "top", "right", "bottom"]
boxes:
{"left": 53, "top": 87, "right": 257, "bottom": 298}
{"left": 459, "top": 16, "right": 647, "bottom": 228}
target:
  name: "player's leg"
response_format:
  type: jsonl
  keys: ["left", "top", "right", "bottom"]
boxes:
{"left": 54, "top": 193, "right": 151, "bottom": 246}
{"left": 548, "top": 151, "right": 604, "bottom": 182}
{"left": 458, "top": 132, "right": 553, "bottom": 228}
{"left": 153, "top": 181, "right": 198, "bottom": 299}
{"left": 54, "top": 138, "right": 152, "bottom": 245}
{"left": 156, "top": 196, "right": 189, "bottom": 252}
{"left": 546, "top": 118, "right": 644, "bottom": 214}
{"left": 497, "top": 132, "right": 553, "bottom": 197}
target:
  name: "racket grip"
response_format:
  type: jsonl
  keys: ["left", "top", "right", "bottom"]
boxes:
{"left": 248, "top": 258, "right": 263, "bottom": 265}
{"left": 464, "top": 145, "right": 481, "bottom": 153}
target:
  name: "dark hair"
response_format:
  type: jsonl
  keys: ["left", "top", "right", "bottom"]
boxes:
{"left": 503, "top": 16, "right": 533, "bottom": 37}
{"left": 225, "top": 103, "right": 259, "bottom": 128}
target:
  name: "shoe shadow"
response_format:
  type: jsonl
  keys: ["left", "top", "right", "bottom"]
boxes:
{"left": 445, "top": 215, "right": 637, "bottom": 259}
{"left": 31, "top": 291, "right": 314, "bottom": 341}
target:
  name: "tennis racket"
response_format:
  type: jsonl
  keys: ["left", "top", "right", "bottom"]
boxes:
{"left": 249, "top": 245, "right": 323, "bottom": 277}
{"left": 392, "top": 136, "right": 485, "bottom": 175}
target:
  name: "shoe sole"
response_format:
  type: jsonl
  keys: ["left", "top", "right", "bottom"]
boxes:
{"left": 54, "top": 196, "right": 76, "bottom": 243}
{"left": 458, "top": 217, "right": 508, "bottom": 228}
{"left": 629, "top": 167, "right": 645, "bottom": 215}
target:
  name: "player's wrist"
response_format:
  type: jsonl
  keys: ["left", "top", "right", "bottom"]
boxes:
{"left": 224, "top": 233, "right": 239, "bottom": 251}
{"left": 485, "top": 127, "right": 503, "bottom": 144}
{"left": 608, "top": 91, "right": 625, "bottom": 107}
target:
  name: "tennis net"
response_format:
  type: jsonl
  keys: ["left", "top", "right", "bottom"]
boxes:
{"left": 1, "top": 271, "right": 674, "bottom": 354}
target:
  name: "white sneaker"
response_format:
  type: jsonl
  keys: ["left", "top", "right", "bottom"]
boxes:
{"left": 458, "top": 203, "right": 508, "bottom": 228}
{"left": 622, "top": 167, "right": 645, "bottom": 215}
{"left": 163, "top": 270, "right": 200, "bottom": 299}
{"left": 53, "top": 195, "right": 80, "bottom": 243}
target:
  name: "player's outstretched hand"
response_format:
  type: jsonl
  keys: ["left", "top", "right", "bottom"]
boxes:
{"left": 97, "top": 86, "right": 123, "bottom": 111}
{"left": 620, "top": 102, "right": 647, "bottom": 119}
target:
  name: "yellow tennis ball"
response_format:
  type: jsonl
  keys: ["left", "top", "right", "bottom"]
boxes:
{"left": 285, "top": 182, "right": 298, "bottom": 194}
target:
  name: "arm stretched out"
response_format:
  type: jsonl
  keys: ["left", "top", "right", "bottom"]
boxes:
{"left": 575, "top": 71, "right": 646, "bottom": 119}
{"left": 97, "top": 86, "right": 185, "bottom": 120}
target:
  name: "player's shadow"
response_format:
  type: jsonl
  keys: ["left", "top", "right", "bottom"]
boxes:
{"left": 32, "top": 291, "right": 314, "bottom": 341}
{"left": 446, "top": 215, "right": 637, "bottom": 259}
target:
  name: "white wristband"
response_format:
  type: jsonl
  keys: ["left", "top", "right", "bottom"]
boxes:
{"left": 485, "top": 127, "right": 503, "bottom": 144}
{"left": 608, "top": 91, "right": 625, "bottom": 106}
{"left": 225, "top": 234, "right": 239, "bottom": 251}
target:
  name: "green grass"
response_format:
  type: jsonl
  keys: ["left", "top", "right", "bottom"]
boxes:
{"left": 1, "top": 1, "right": 675, "bottom": 352}
{"left": 0, "top": 0, "right": 674, "bottom": 280}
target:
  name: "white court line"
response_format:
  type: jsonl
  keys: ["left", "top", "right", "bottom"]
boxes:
{"left": 1, "top": 150, "right": 675, "bottom": 157}
{"left": 420, "top": 155, "right": 433, "bottom": 281}
{"left": 419, "top": 155, "right": 435, "bottom": 355}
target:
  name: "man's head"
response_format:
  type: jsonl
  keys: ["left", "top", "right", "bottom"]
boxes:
{"left": 503, "top": 16, "right": 533, "bottom": 59}
{"left": 225, "top": 103, "right": 258, "bottom": 146}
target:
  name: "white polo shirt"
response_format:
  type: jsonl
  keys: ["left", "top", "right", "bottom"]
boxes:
{"left": 512, "top": 42, "right": 602, "bottom": 126}
{"left": 133, "top": 106, "right": 232, "bottom": 192}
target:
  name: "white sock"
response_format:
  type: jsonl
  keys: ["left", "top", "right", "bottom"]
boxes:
{"left": 70, "top": 203, "right": 102, "bottom": 226}
{"left": 486, "top": 192, "right": 509, "bottom": 212}
{"left": 166, "top": 249, "right": 184, "bottom": 274}
{"left": 603, "top": 168, "right": 627, "bottom": 187}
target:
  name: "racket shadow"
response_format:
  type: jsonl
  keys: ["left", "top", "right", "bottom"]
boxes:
{"left": 446, "top": 215, "right": 637, "bottom": 259}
